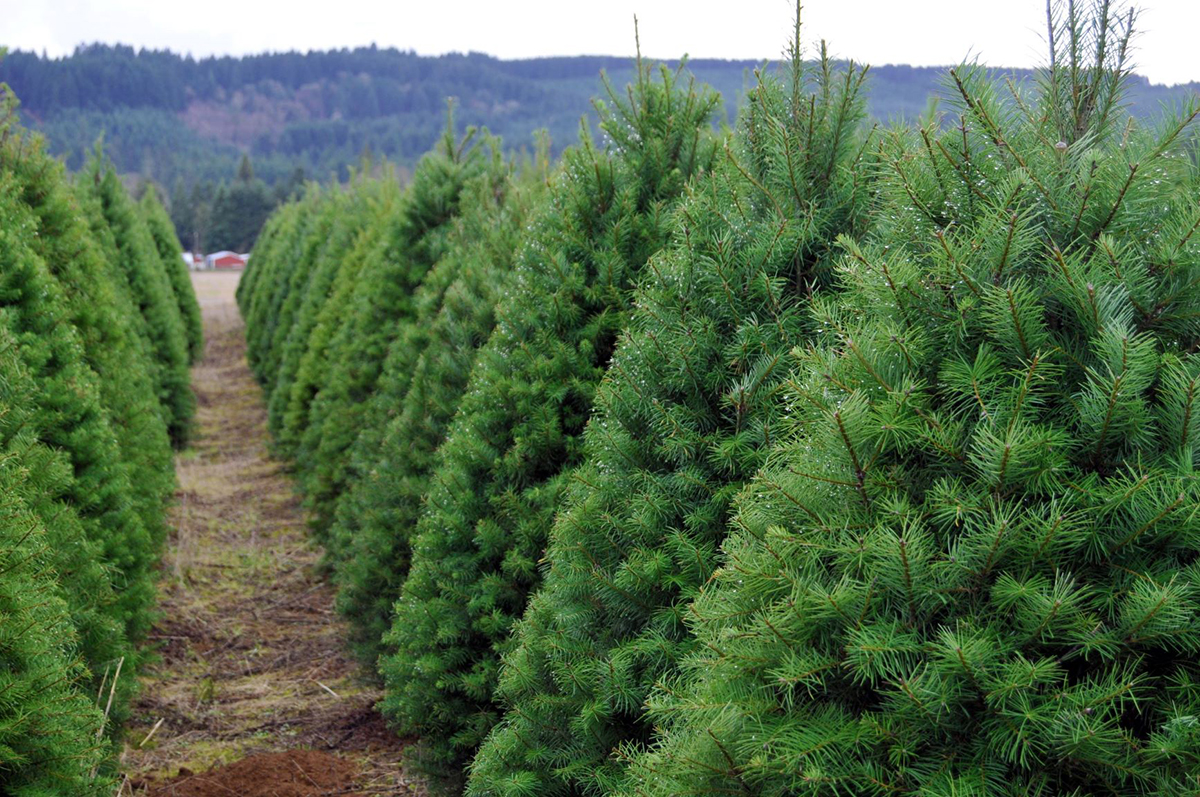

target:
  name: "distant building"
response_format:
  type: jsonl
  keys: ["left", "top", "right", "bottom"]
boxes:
{"left": 182, "top": 252, "right": 198, "bottom": 270}
{"left": 203, "top": 251, "right": 249, "bottom": 270}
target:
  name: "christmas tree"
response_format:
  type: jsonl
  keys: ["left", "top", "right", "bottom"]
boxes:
{"left": 278, "top": 174, "right": 402, "bottom": 466}
{"left": 376, "top": 55, "right": 721, "bottom": 782}
{"left": 0, "top": 94, "right": 174, "bottom": 558}
{"left": 331, "top": 140, "right": 538, "bottom": 664}
{"left": 82, "top": 153, "right": 194, "bottom": 446}
{"left": 0, "top": 322, "right": 112, "bottom": 796}
{"left": 240, "top": 185, "right": 323, "bottom": 386}
{"left": 266, "top": 182, "right": 364, "bottom": 453}
{"left": 141, "top": 185, "right": 204, "bottom": 364}
{"left": 465, "top": 24, "right": 875, "bottom": 795}
{"left": 255, "top": 187, "right": 339, "bottom": 409}
{"left": 625, "top": 4, "right": 1200, "bottom": 794}
{"left": 296, "top": 123, "right": 496, "bottom": 539}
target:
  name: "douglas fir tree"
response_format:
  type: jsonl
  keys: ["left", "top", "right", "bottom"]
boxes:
{"left": 624, "top": 4, "right": 1200, "bottom": 795}
{"left": 258, "top": 189, "right": 340, "bottom": 416}
{"left": 374, "top": 55, "right": 721, "bottom": 782}
{"left": 465, "top": 22, "right": 875, "bottom": 795}
{"left": 141, "top": 185, "right": 204, "bottom": 363}
{"left": 266, "top": 183, "right": 361, "bottom": 452}
{"left": 331, "top": 141, "right": 538, "bottom": 663}
{"left": 0, "top": 174, "right": 142, "bottom": 740}
{"left": 83, "top": 154, "right": 194, "bottom": 446}
{"left": 240, "top": 189, "right": 320, "bottom": 384}
{"left": 0, "top": 324, "right": 112, "bottom": 796}
{"left": 297, "top": 122, "right": 497, "bottom": 538}
{"left": 279, "top": 176, "right": 401, "bottom": 465}
{"left": 1, "top": 97, "right": 173, "bottom": 655}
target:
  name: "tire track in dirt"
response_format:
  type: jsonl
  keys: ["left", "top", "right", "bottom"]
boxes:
{"left": 121, "top": 271, "right": 423, "bottom": 797}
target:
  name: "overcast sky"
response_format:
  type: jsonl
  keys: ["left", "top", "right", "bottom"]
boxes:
{"left": 5, "top": 0, "right": 1199, "bottom": 85}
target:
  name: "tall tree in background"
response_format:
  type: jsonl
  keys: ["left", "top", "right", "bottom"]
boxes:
{"left": 208, "top": 155, "right": 276, "bottom": 252}
{"left": 624, "top": 4, "right": 1200, "bottom": 795}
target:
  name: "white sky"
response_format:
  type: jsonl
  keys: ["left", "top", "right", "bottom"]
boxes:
{"left": 4, "top": 0, "right": 1199, "bottom": 86}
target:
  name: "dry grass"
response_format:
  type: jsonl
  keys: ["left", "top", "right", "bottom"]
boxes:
{"left": 121, "top": 272, "right": 422, "bottom": 795}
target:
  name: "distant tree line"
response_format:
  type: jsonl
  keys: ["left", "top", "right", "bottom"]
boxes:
{"left": 2, "top": 42, "right": 1196, "bottom": 252}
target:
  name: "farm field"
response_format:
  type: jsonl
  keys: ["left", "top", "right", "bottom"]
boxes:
{"left": 5, "top": 2, "right": 1200, "bottom": 795}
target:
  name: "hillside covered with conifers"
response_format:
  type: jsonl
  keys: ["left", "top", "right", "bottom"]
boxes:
{"left": 0, "top": 86, "right": 200, "bottom": 794}
{"left": 2, "top": 36, "right": 1198, "bottom": 256}
{"left": 235, "top": 1, "right": 1200, "bottom": 795}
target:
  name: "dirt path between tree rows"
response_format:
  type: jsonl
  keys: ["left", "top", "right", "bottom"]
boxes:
{"left": 120, "top": 271, "right": 423, "bottom": 797}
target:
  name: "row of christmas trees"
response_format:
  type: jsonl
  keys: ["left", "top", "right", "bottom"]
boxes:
{"left": 240, "top": 4, "right": 1200, "bottom": 794}
{"left": 0, "top": 86, "right": 201, "bottom": 795}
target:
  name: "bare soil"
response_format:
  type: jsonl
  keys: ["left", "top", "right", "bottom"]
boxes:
{"left": 121, "top": 271, "right": 422, "bottom": 797}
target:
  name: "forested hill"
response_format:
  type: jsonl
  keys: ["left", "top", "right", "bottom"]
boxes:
{"left": 4, "top": 44, "right": 1197, "bottom": 188}
{"left": 3, "top": 44, "right": 1196, "bottom": 254}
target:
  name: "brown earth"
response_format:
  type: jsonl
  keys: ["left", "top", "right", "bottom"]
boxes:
{"left": 120, "top": 271, "right": 423, "bottom": 797}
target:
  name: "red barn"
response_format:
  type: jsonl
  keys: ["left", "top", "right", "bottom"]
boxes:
{"left": 205, "top": 251, "right": 249, "bottom": 270}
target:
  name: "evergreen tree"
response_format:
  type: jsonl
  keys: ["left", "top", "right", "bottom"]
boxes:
{"left": 239, "top": 190, "right": 317, "bottom": 383}
{"left": 0, "top": 172, "right": 140, "bottom": 675}
{"left": 331, "top": 143, "right": 537, "bottom": 663}
{"left": 626, "top": 6, "right": 1200, "bottom": 795}
{"left": 1, "top": 95, "right": 172, "bottom": 653}
{"left": 208, "top": 173, "right": 276, "bottom": 253}
{"left": 82, "top": 153, "right": 195, "bottom": 446}
{"left": 279, "top": 175, "right": 402, "bottom": 466}
{"left": 256, "top": 187, "right": 339, "bottom": 410}
{"left": 464, "top": 35, "right": 874, "bottom": 796}
{"left": 297, "top": 124, "right": 495, "bottom": 539}
{"left": 373, "top": 58, "right": 721, "bottom": 781}
{"left": 265, "top": 184, "right": 359, "bottom": 450}
{"left": 141, "top": 184, "right": 204, "bottom": 363}
{"left": 0, "top": 324, "right": 112, "bottom": 797}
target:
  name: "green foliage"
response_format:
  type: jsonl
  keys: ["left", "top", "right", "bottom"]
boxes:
{"left": 373, "top": 60, "right": 722, "bottom": 782}
{"left": 266, "top": 183, "right": 367, "bottom": 452}
{"left": 0, "top": 324, "right": 112, "bottom": 797}
{"left": 622, "top": 7, "right": 1200, "bottom": 795}
{"left": 331, "top": 144, "right": 539, "bottom": 666}
{"left": 1, "top": 94, "right": 173, "bottom": 652}
{"left": 81, "top": 153, "right": 195, "bottom": 446}
{"left": 207, "top": 168, "right": 277, "bottom": 253}
{"left": 140, "top": 185, "right": 204, "bottom": 363}
{"left": 0, "top": 174, "right": 141, "bottom": 698}
{"left": 239, "top": 188, "right": 321, "bottom": 384}
{"left": 0, "top": 90, "right": 176, "bottom": 781}
{"left": 465, "top": 40, "right": 876, "bottom": 796}
{"left": 297, "top": 126, "right": 499, "bottom": 539}
{"left": 277, "top": 177, "right": 401, "bottom": 463}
